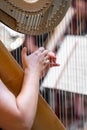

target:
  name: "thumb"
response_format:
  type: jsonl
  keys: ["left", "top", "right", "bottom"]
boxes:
{"left": 48, "top": 52, "right": 56, "bottom": 59}
{"left": 21, "top": 47, "right": 27, "bottom": 69}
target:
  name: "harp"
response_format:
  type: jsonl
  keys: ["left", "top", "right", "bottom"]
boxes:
{"left": 0, "top": 0, "right": 70, "bottom": 35}
{"left": 0, "top": 0, "right": 71, "bottom": 130}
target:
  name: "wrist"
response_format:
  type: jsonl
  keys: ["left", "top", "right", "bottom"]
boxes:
{"left": 24, "top": 68, "right": 40, "bottom": 79}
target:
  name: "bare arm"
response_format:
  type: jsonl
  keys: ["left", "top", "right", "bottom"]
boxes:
{"left": 0, "top": 47, "right": 59, "bottom": 130}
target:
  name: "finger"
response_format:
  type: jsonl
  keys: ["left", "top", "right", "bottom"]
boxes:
{"left": 44, "top": 59, "right": 50, "bottom": 64}
{"left": 41, "top": 63, "right": 50, "bottom": 77}
{"left": 48, "top": 52, "right": 57, "bottom": 64}
{"left": 44, "top": 55, "right": 49, "bottom": 61}
{"left": 21, "top": 47, "right": 27, "bottom": 68}
{"left": 42, "top": 50, "right": 49, "bottom": 57}
{"left": 48, "top": 52, "right": 56, "bottom": 59}
{"left": 21, "top": 47, "right": 27, "bottom": 56}
{"left": 35, "top": 47, "right": 45, "bottom": 56}
{"left": 36, "top": 47, "right": 45, "bottom": 53}
{"left": 39, "top": 47, "right": 45, "bottom": 52}
{"left": 50, "top": 63, "right": 60, "bottom": 67}
{"left": 50, "top": 58, "right": 57, "bottom": 64}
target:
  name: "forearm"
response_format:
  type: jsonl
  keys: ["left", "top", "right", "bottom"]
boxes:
{"left": 0, "top": 69, "right": 40, "bottom": 130}
{"left": 16, "top": 69, "right": 40, "bottom": 129}
{"left": 0, "top": 46, "right": 56, "bottom": 130}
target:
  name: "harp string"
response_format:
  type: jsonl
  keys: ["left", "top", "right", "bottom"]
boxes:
{"left": 1, "top": 0, "right": 87, "bottom": 129}
{"left": 41, "top": 0, "right": 87, "bottom": 129}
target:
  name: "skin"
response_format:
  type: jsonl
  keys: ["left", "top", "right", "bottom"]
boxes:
{"left": 0, "top": 47, "right": 59, "bottom": 130}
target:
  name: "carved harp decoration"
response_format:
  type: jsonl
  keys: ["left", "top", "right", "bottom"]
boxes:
{"left": 0, "top": 0, "right": 71, "bottom": 35}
